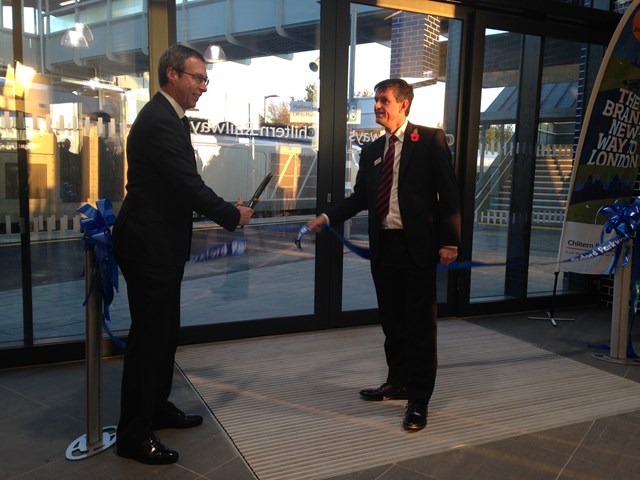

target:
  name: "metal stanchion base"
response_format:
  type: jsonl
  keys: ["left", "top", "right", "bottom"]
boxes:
{"left": 591, "top": 353, "right": 640, "bottom": 366}
{"left": 527, "top": 272, "right": 575, "bottom": 327}
{"left": 528, "top": 311, "right": 575, "bottom": 327}
{"left": 65, "top": 426, "right": 117, "bottom": 460}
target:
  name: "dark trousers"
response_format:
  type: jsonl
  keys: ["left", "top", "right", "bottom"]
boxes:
{"left": 372, "top": 229, "right": 438, "bottom": 403}
{"left": 117, "top": 260, "right": 184, "bottom": 441}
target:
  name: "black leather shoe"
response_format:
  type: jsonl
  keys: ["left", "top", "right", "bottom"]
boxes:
{"left": 402, "top": 401, "right": 428, "bottom": 431}
{"left": 151, "top": 408, "right": 203, "bottom": 430}
{"left": 117, "top": 434, "right": 179, "bottom": 465}
{"left": 359, "top": 383, "right": 408, "bottom": 401}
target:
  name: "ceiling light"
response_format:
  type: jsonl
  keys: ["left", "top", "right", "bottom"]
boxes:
{"left": 203, "top": 45, "right": 227, "bottom": 63}
{"left": 61, "top": 23, "right": 94, "bottom": 48}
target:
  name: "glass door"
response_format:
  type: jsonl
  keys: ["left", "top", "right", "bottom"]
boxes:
{"left": 528, "top": 38, "right": 604, "bottom": 296}
{"left": 471, "top": 28, "right": 523, "bottom": 301}
{"left": 469, "top": 21, "right": 603, "bottom": 303}
{"left": 9, "top": 2, "right": 145, "bottom": 344}
{"left": 177, "top": 0, "right": 321, "bottom": 326}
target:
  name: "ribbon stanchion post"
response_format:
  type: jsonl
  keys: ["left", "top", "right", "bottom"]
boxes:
{"left": 610, "top": 243, "right": 633, "bottom": 359}
{"left": 591, "top": 242, "right": 640, "bottom": 365}
{"left": 588, "top": 199, "right": 640, "bottom": 365}
{"left": 66, "top": 199, "right": 118, "bottom": 460}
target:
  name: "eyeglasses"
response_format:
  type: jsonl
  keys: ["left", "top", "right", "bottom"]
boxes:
{"left": 174, "top": 68, "right": 209, "bottom": 86}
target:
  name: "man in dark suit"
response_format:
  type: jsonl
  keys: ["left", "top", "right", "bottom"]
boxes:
{"left": 307, "top": 78, "right": 460, "bottom": 431}
{"left": 112, "top": 44, "right": 253, "bottom": 464}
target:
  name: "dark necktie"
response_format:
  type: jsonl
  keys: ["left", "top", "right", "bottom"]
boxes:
{"left": 182, "top": 116, "right": 196, "bottom": 166}
{"left": 181, "top": 116, "right": 191, "bottom": 138}
{"left": 375, "top": 134, "right": 397, "bottom": 220}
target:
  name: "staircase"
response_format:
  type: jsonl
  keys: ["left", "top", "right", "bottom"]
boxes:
{"left": 476, "top": 144, "right": 573, "bottom": 227}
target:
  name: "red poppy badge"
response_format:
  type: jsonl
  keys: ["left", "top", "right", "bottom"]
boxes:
{"left": 410, "top": 128, "right": 420, "bottom": 142}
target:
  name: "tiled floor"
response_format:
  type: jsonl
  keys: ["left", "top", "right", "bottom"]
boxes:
{"left": 1, "top": 305, "right": 640, "bottom": 480}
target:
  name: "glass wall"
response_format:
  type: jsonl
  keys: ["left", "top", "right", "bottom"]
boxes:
{"left": 470, "top": 24, "right": 607, "bottom": 303}
{"left": 0, "top": 0, "right": 321, "bottom": 347}
{"left": 1, "top": 1, "right": 148, "bottom": 344}
{"left": 0, "top": 0, "right": 22, "bottom": 346}
{"left": 471, "top": 29, "right": 522, "bottom": 301}
{"left": 528, "top": 38, "right": 603, "bottom": 296}
{"left": 176, "top": 0, "right": 320, "bottom": 326}
{"left": 0, "top": 0, "right": 625, "bottom": 358}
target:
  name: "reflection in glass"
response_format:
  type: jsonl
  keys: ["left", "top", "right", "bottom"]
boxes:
{"left": 1, "top": 1, "right": 147, "bottom": 344}
{"left": 177, "top": 0, "right": 321, "bottom": 324}
{"left": 60, "top": 23, "right": 93, "bottom": 48}
{"left": 0, "top": 0, "right": 323, "bottom": 345}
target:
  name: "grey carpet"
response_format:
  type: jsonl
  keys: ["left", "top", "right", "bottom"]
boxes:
{"left": 176, "top": 320, "right": 640, "bottom": 480}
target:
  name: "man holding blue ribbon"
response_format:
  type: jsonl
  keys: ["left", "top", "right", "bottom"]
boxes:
{"left": 112, "top": 44, "right": 254, "bottom": 464}
{"left": 307, "top": 78, "right": 460, "bottom": 431}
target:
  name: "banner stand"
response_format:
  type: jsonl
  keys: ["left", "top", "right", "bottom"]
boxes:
{"left": 66, "top": 249, "right": 117, "bottom": 460}
{"left": 528, "top": 271, "right": 575, "bottom": 326}
{"left": 592, "top": 245, "right": 640, "bottom": 366}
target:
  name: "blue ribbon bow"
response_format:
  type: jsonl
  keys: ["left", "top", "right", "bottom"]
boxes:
{"left": 593, "top": 198, "right": 640, "bottom": 358}
{"left": 77, "top": 199, "right": 123, "bottom": 349}
{"left": 595, "top": 198, "right": 640, "bottom": 274}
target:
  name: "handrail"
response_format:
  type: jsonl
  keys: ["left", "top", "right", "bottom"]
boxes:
{"left": 474, "top": 142, "right": 574, "bottom": 220}
{"left": 474, "top": 139, "right": 514, "bottom": 215}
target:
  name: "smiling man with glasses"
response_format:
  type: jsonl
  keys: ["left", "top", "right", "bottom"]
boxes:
{"left": 165, "top": 55, "right": 210, "bottom": 112}
{"left": 112, "top": 44, "right": 254, "bottom": 465}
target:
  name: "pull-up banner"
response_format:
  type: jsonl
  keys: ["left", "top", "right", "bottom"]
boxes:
{"left": 558, "top": 0, "right": 640, "bottom": 274}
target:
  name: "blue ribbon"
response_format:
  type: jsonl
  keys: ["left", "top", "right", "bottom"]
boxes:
{"left": 595, "top": 198, "right": 640, "bottom": 274}
{"left": 295, "top": 199, "right": 640, "bottom": 271}
{"left": 294, "top": 224, "right": 311, "bottom": 249}
{"left": 77, "top": 199, "right": 123, "bottom": 349}
{"left": 295, "top": 224, "right": 370, "bottom": 260}
{"left": 296, "top": 199, "right": 640, "bottom": 357}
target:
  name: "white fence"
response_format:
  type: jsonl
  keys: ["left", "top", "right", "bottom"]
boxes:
{"left": 476, "top": 209, "right": 566, "bottom": 226}
{"left": 3, "top": 214, "right": 81, "bottom": 234}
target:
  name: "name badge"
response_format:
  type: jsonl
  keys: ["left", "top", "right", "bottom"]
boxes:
{"left": 374, "top": 157, "right": 382, "bottom": 166}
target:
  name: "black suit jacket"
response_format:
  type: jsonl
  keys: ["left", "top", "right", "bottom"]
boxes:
{"left": 113, "top": 92, "right": 240, "bottom": 266}
{"left": 327, "top": 123, "right": 460, "bottom": 271}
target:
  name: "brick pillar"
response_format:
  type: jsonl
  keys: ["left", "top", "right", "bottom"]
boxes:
{"left": 390, "top": 12, "right": 440, "bottom": 79}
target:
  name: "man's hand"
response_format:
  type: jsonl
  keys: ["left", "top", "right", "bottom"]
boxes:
{"left": 307, "top": 214, "right": 328, "bottom": 232}
{"left": 439, "top": 246, "right": 458, "bottom": 265}
{"left": 236, "top": 196, "right": 254, "bottom": 226}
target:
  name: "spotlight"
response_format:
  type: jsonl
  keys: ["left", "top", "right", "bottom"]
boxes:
{"left": 204, "top": 45, "right": 227, "bottom": 63}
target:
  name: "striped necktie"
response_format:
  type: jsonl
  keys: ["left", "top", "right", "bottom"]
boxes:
{"left": 375, "top": 134, "right": 397, "bottom": 220}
